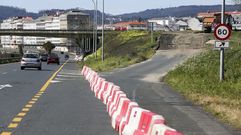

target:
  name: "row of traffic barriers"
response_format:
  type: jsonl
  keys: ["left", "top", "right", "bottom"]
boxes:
{"left": 81, "top": 66, "right": 183, "bottom": 135}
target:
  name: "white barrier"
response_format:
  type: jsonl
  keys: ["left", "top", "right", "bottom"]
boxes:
{"left": 80, "top": 66, "right": 183, "bottom": 135}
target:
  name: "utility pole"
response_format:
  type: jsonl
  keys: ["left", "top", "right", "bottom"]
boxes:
{"left": 91, "top": 0, "right": 96, "bottom": 57}
{"left": 95, "top": 0, "right": 98, "bottom": 58}
{"left": 151, "top": 22, "right": 154, "bottom": 43}
{"left": 102, "top": 0, "right": 105, "bottom": 62}
{"left": 220, "top": 0, "right": 225, "bottom": 81}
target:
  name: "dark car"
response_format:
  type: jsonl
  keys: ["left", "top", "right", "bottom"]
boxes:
{"left": 47, "top": 53, "right": 60, "bottom": 65}
{"left": 40, "top": 53, "right": 48, "bottom": 62}
{"left": 65, "top": 54, "right": 69, "bottom": 59}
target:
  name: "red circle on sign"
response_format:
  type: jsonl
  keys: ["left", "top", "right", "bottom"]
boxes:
{"left": 214, "top": 24, "right": 231, "bottom": 41}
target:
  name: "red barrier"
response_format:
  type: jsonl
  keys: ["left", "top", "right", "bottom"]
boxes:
{"left": 108, "top": 92, "right": 126, "bottom": 115}
{"left": 103, "top": 85, "right": 120, "bottom": 104}
{"left": 134, "top": 112, "right": 165, "bottom": 135}
{"left": 112, "top": 101, "right": 138, "bottom": 132}
{"left": 106, "top": 90, "right": 124, "bottom": 112}
{"left": 122, "top": 107, "right": 149, "bottom": 135}
{"left": 81, "top": 66, "right": 183, "bottom": 135}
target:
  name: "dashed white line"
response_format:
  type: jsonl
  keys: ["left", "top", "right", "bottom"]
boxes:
{"left": 55, "top": 77, "right": 75, "bottom": 81}
{"left": 57, "top": 74, "right": 80, "bottom": 78}
{"left": 0, "top": 84, "right": 13, "bottom": 90}
{"left": 2, "top": 72, "right": 7, "bottom": 75}
{"left": 51, "top": 80, "right": 61, "bottom": 83}
{"left": 58, "top": 72, "right": 81, "bottom": 76}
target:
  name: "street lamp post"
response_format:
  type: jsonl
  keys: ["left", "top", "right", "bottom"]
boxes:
{"left": 91, "top": 0, "right": 97, "bottom": 58}
{"left": 101, "top": 0, "right": 104, "bottom": 61}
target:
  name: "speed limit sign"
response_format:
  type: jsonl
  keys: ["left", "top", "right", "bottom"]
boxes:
{"left": 214, "top": 24, "right": 231, "bottom": 41}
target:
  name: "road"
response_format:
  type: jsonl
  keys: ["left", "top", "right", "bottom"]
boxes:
{"left": 101, "top": 49, "right": 241, "bottom": 135}
{"left": 0, "top": 56, "right": 116, "bottom": 135}
{"left": 0, "top": 50, "right": 240, "bottom": 135}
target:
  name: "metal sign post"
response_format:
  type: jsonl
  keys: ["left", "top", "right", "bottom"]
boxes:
{"left": 213, "top": 0, "right": 232, "bottom": 81}
{"left": 220, "top": 0, "right": 225, "bottom": 81}
{"left": 214, "top": 23, "right": 231, "bottom": 82}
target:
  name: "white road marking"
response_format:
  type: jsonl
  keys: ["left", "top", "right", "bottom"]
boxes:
{"left": 2, "top": 72, "right": 7, "bottom": 75}
{"left": 57, "top": 74, "right": 80, "bottom": 78}
{"left": 59, "top": 70, "right": 81, "bottom": 75}
{"left": 55, "top": 77, "right": 76, "bottom": 81}
{"left": 0, "top": 84, "right": 13, "bottom": 90}
{"left": 51, "top": 80, "right": 61, "bottom": 83}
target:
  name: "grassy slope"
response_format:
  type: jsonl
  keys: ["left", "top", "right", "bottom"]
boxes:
{"left": 164, "top": 31, "right": 241, "bottom": 129}
{"left": 81, "top": 30, "right": 157, "bottom": 71}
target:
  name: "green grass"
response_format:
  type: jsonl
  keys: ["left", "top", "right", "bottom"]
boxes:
{"left": 164, "top": 31, "right": 241, "bottom": 129}
{"left": 80, "top": 30, "right": 157, "bottom": 71}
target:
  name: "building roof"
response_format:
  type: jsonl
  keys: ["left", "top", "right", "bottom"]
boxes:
{"left": 203, "top": 17, "right": 215, "bottom": 23}
{"left": 197, "top": 13, "right": 215, "bottom": 18}
{"left": 176, "top": 20, "right": 188, "bottom": 26}
{"left": 114, "top": 21, "right": 146, "bottom": 27}
{"left": 198, "top": 11, "right": 241, "bottom": 18}
{"left": 60, "top": 10, "right": 89, "bottom": 17}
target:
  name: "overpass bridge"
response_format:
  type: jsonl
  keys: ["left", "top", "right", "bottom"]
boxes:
{"left": 0, "top": 29, "right": 103, "bottom": 38}
{"left": 0, "top": 29, "right": 109, "bottom": 53}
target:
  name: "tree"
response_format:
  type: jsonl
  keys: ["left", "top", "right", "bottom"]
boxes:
{"left": 42, "top": 41, "right": 55, "bottom": 54}
{"left": 232, "top": 0, "right": 241, "bottom": 4}
{"left": 18, "top": 44, "right": 24, "bottom": 56}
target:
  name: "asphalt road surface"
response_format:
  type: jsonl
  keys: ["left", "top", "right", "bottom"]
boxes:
{"left": 101, "top": 50, "right": 241, "bottom": 135}
{"left": 0, "top": 56, "right": 116, "bottom": 135}
{"left": 0, "top": 50, "right": 240, "bottom": 135}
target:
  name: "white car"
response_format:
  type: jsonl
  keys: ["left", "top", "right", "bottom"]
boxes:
{"left": 75, "top": 55, "right": 83, "bottom": 61}
{"left": 21, "top": 53, "right": 42, "bottom": 70}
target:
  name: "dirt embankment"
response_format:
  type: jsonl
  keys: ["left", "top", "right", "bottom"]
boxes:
{"left": 157, "top": 32, "right": 212, "bottom": 49}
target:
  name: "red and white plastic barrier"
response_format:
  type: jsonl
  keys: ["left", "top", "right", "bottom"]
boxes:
{"left": 81, "top": 66, "right": 183, "bottom": 135}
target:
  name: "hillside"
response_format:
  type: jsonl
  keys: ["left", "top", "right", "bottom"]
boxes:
{"left": 81, "top": 31, "right": 157, "bottom": 71}
{"left": 1, "top": 4, "right": 241, "bottom": 23}
{"left": 117, "top": 5, "right": 241, "bottom": 21}
{"left": 0, "top": 6, "right": 40, "bottom": 20}
{"left": 164, "top": 32, "right": 241, "bottom": 129}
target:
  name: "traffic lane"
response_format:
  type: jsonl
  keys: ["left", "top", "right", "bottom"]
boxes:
{"left": 0, "top": 62, "right": 61, "bottom": 132}
{"left": 0, "top": 63, "right": 20, "bottom": 75}
{"left": 13, "top": 63, "right": 117, "bottom": 135}
{"left": 103, "top": 76, "right": 237, "bottom": 135}
{"left": 108, "top": 53, "right": 187, "bottom": 80}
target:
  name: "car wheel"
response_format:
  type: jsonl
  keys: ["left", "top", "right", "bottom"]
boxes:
{"left": 47, "top": 62, "right": 49, "bottom": 65}
{"left": 57, "top": 62, "right": 60, "bottom": 65}
{"left": 21, "top": 67, "right": 25, "bottom": 70}
{"left": 38, "top": 67, "right": 42, "bottom": 70}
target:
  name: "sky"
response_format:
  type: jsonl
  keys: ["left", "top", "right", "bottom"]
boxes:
{"left": 0, "top": 0, "right": 237, "bottom": 15}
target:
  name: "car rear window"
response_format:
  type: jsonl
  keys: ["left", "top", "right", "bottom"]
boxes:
{"left": 49, "top": 53, "right": 58, "bottom": 57}
{"left": 41, "top": 54, "right": 48, "bottom": 57}
{"left": 23, "top": 54, "right": 39, "bottom": 58}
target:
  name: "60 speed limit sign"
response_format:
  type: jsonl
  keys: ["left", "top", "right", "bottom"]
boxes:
{"left": 214, "top": 24, "right": 231, "bottom": 41}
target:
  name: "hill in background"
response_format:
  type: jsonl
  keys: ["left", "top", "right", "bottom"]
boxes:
{"left": 0, "top": 4, "right": 241, "bottom": 22}
{"left": 117, "top": 5, "right": 241, "bottom": 21}
{"left": 0, "top": 6, "right": 40, "bottom": 20}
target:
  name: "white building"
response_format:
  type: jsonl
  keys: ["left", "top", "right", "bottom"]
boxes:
{"left": 187, "top": 18, "right": 203, "bottom": 31}
{"left": 148, "top": 18, "right": 174, "bottom": 26}
{"left": 176, "top": 20, "right": 188, "bottom": 31}
{"left": 0, "top": 11, "right": 90, "bottom": 52}
{"left": 23, "top": 21, "right": 37, "bottom": 45}
{"left": 1, "top": 17, "right": 33, "bottom": 48}
{"left": 148, "top": 17, "right": 176, "bottom": 31}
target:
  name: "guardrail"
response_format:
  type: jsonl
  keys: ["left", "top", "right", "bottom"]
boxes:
{"left": 0, "top": 57, "right": 21, "bottom": 64}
